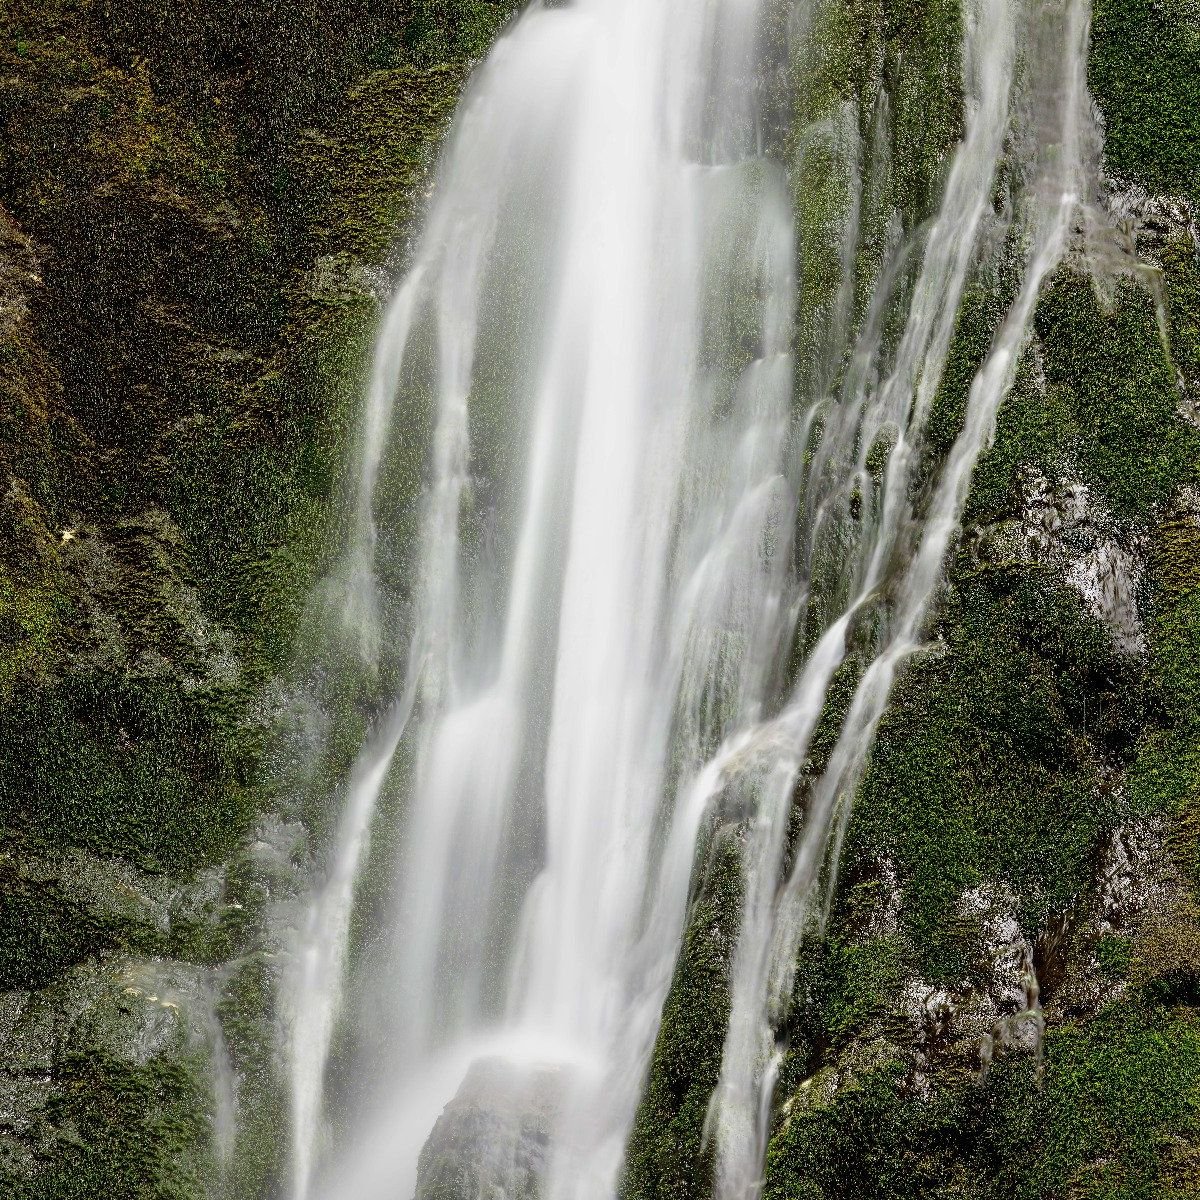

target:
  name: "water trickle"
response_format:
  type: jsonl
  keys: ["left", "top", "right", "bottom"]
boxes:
{"left": 706, "top": 1, "right": 1096, "bottom": 1195}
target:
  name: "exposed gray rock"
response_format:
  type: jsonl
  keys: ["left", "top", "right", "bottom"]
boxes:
{"left": 1105, "top": 183, "right": 1198, "bottom": 264}
{"left": 972, "top": 464, "right": 1147, "bottom": 653}
{"left": 416, "top": 1058, "right": 566, "bottom": 1200}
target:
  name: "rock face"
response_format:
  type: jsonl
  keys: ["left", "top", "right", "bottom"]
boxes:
{"left": 416, "top": 1060, "right": 564, "bottom": 1200}
{"left": 630, "top": 4, "right": 1200, "bottom": 1200}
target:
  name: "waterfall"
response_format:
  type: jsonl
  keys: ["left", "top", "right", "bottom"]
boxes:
{"left": 289, "top": 0, "right": 796, "bottom": 1197}
{"left": 283, "top": 0, "right": 1098, "bottom": 1197}
{"left": 705, "top": 1, "right": 1095, "bottom": 1196}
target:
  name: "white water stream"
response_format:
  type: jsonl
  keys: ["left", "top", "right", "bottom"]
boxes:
{"left": 283, "top": 0, "right": 1098, "bottom": 1198}
{"left": 707, "top": 2, "right": 1095, "bottom": 1193}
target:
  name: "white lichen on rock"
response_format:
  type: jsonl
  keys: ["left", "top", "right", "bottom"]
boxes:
{"left": 973, "top": 463, "right": 1147, "bottom": 653}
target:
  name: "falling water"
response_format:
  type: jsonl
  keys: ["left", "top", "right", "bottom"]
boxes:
{"left": 705, "top": 0, "right": 1095, "bottom": 1196}
{"left": 285, "top": 0, "right": 1098, "bottom": 1197}
{"left": 290, "top": 0, "right": 797, "bottom": 1197}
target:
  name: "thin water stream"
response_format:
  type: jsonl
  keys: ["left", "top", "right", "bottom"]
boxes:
{"left": 706, "top": 3, "right": 1095, "bottom": 1194}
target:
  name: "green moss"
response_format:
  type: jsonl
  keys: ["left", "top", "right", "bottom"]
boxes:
{"left": 848, "top": 569, "right": 1128, "bottom": 983}
{"left": 812, "top": 938, "right": 906, "bottom": 1047}
{"left": 932, "top": 263, "right": 1199, "bottom": 529}
{"left": 1035, "top": 273, "right": 1200, "bottom": 520}
{"left": 766, "top": 1059, "right": 958, "bottom": 1200}
{"left": 1091, "top": 0, "right": 1200, "bottom": 202}
{"left": 879, "top": 0, "right": 963, "bottom": 221}
{"left": 300, "top": 63, "right": 473, "bottom": 265}
{"left": 1095, "top": 932, "right": 1135, "bottom": 980}
{"left": 0, "top": 564, "right": 66, "bottom": 697}
{"left": 789, "top": 0, "right": 963, "bottom": 397}
{"left": 0, "top": 673, "right": 254, "bottom": 873}
{"left": 774, "top": 932, "right": 907, "bottom": 1106}
{"left": 214, "top": 954, "right": 291, "bottom": 1200}
{"left": 1098, "top": 252, "right": 1200, "bottom": 825}
{"left": 995, "top": 1008, "right": 1200, "bottom": 1200}
{"left": 8, "top": 1049, "right": 211, "bottom": 1200}
{"left": 400, "top": 0, "right": 517, "bottom": 66}
{"left": 923, "top": 273, "right": 1016, "bottom": 495}
{"left": 789, "top": 0, "right": 961, "bottom": 207}
{"left": 0, "top": 861, "right": 115, "bottom": 990}
{"left": 1125, "top": 513, "right": 1200, "bottom": 817}
{"left": 765, "top": 1007, "right": 1200, "bottom": 1200}
{"left": 1161, "top": 232, "right": 1200, "bottom": 392}
{"left": 166, "top": 285, "right": 381, "bottom": 680}
{"left": 623, "top": 827, "right": 744, "bottom": 1200}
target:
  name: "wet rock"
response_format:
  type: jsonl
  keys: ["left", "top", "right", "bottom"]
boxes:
{"left": 1105, "top": 183, "right": 1198, "bottom": 264}
{"left": 416, "top": 1059, "right": 565, "bottom": 1200}
{"left": 970, "top": 463, "right": 1147, "bottom": 654}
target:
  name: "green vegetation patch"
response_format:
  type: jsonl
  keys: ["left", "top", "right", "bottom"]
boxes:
{"left": 0, "top": 672, "right": 253, "bottom": 873}
{"left": 623, "top": 826, "right": 744, "bottom": 1200}
{"left": 1126, "top": 510, "right": 1200, "bottom": 818}
{"left": 765, "top": 1006, "right": 1200, "bottom": 1200}
{"left": 0, "top": 863, "right": 117, "bottom": 991}
{"left": 1033, "top": 273, "right": 1199, "bottom": 521}
{"left": 1091, "top": 0, "right": 1200, "bottom": 202}
{"left": 12, "top": 1049, "right": 211, "bottom": 1200}
{"left": 849, "top": 568, "right": 1129, "bottom": 983}
{"left": 789, "top": 0, "right": 964, "bottom": 394}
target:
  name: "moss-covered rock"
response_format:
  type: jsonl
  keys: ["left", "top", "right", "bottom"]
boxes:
{"left": 623, "top": 825, "right": 744, "bottom": 1200}
{"left": 4, "top": 0, "right": 1200, "bottom": 1196}
{"left": 1091, "top": 0, "right": 1200, "bottom": 205}
{"left": 764, "top": 1005, "right": 1200, "bottom": 1200}
{"left": 0, "top": 0, "right": 518, "bottom": 1193}
{"left": 626, "top": 4, "right": 1200, "bottom": 1197}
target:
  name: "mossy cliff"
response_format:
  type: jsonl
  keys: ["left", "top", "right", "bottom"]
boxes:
{"left": 3, "top": 0, "right": 1200, "bottom": 1198}
{"left": 0, "top": 1, "right": 516, "bottom": 1196}
{"left": 629, "top": 2, "right": 1200, "bottom": 1198}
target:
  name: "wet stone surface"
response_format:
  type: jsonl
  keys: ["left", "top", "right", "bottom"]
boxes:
{"left": 416, "top": 1059, "right": 565, "bottom": 1200}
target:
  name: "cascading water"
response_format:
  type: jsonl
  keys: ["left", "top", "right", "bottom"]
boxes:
{"left": 704, "top": 1, "right": 1096, "bottom": 1195}
{"left": 289, "top": 0, "right": 797, "bottom": 1197}
{"left": 284, "top": 0, "right": 1099, "bottom": 1197}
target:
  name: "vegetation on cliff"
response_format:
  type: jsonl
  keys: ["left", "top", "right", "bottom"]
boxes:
{"left": 1, "top": 0, "right": 1198, "bottom": 1197}
{"left": 630, "top": 2, "right": 1200, "bottom": 1198}
{"left": 0, "top": 1, "right": 515, "bottom": 1194}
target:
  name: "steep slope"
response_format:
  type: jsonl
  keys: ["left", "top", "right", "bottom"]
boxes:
{"left": 631, "top": 3, "right": 1200, "bottom": 1198}
{"left": 2, "top": 1, "right": 1199, "bottom": 1198}
{"left": 0, "top": 3, "right": 517, "bottom": 1196}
